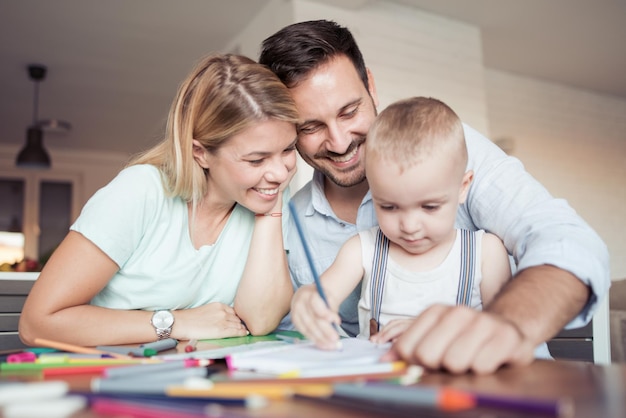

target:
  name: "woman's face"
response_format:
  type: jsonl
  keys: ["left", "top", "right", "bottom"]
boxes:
{"left": 200, "top": 119, "right": 297, "bottom": 213}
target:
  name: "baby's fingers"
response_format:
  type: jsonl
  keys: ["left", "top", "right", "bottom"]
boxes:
{"left": 371, "top": 319, "right": 412, "bottom": 344}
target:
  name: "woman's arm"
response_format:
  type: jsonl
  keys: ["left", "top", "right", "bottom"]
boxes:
{"left": 19, "top": 231, "right": 249, "bottom": 346}
{"left": 234, "top": 191, "right": 293, "bottom": 335}
{"left": 19, "top": 231, "right": 152, "bottom": 346}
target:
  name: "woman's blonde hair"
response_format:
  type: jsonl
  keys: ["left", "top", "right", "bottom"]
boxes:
{"left": 130, "top": 53, "right": 299, "bottom": 206}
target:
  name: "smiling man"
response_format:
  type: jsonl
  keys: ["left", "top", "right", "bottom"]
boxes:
{"left": 259, "top": 20, "right": 610, "bottom": 374}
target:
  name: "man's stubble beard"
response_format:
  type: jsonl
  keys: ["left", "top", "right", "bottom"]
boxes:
{"left": 296, "top": 139, "right": 367, "bottom": 188}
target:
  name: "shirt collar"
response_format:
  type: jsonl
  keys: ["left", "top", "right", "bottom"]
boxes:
{"left": 308, "top": 170, "right": 372, "bottom": 219}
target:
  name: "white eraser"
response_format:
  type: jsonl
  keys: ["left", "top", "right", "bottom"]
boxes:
{"left": 183, "top": 376, "right": 214, "bottom": 389}
{"left": 245, "top": 394, "right": 269, "bottom": 409}
{"left": 0, "top": 381, "right": 68, "bottom": 405}
{"left": 3, "top": 395, "right": 87, "bottom": 418}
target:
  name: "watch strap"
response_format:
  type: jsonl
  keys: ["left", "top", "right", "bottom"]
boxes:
{"left": 155, "top": 327, "right": 171, "bottom": 340}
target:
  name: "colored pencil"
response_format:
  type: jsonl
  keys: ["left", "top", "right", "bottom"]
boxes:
{"left": 92, "top": 368, "right": 218, "bottom": 394}
{"left": 288, "top": 202, "right": 324, "bottom": 300}
{"left": 1, "top": 359, "right": 146, "bottom": 372}
{"left": 91, "top": 398, "right": 205, "bottom": 418}
{"left": 167, "top": 382, "right": 334, "bottom": 400}
{"left": 96, "top": 338, "right": 180, "bottom": 358}
{"left": 334, "top": 382, "right": 572, "bottom": 417}
{"left": 43, "top": 364, "right": 127, "bottom": 377}
{"left": 37, "top": 353, "right": 114, "bottom": 361}
{"left": 33, "top": 338, "right": 131, "bottom": 359}
{"left": 104, "top": 359, "right": 212, "bottom": 378}
{"left": 77, "top": 392, "right": 246, "bottom": 407}
{"left": 333, "top": 382, "right": 475, "bottom": 412}
{"left": 288, "top": 201, "right": 344, "bottom": 347}
{"left": 475, "top": 392, "right": 573, "bottom": 417}
{"left": 278, "top": 360, "right": 407, "bottom": 379}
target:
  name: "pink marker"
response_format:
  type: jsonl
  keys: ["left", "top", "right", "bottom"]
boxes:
{"left": 7, "top": 352, "right": 37, "bottom": 363}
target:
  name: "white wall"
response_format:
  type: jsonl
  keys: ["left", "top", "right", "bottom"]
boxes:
{"left": 293, "top": 0, "right": 490, "bottom": 134}
{"left": 232, "top": 0, "right": 491, "bottom": 192}
{"left": 4, "top": 0, "right": 622, "bottom": 280}
{"left": 232, "top": 0, "right": 624, "bottom": 279}
{"left": 486, "top": 70, "right": 626, "bottom": 279}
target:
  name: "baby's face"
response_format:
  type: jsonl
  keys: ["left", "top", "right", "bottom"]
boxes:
{"left": 367, "top": 153, "right": 466, "bottom": 256}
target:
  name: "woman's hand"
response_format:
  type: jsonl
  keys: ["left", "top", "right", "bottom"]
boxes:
{"left": 173, "top": 302, "right": 249, "bottom": 340}
{"left": 290, "top": 284, "right": 342, "bottom": 350}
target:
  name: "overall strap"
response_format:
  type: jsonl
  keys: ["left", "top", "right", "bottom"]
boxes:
{"left": 456, "top": 229, "right": 477, "bottom": 306}
{"left": 369, "top": 228, "right": 390, "bottom": 335}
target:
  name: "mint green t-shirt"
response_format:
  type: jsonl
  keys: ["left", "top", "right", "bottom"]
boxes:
{"left": 71, "top": 164, "right": 290, "bottom": 310}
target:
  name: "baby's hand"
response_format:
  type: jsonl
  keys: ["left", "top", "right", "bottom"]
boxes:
{"left": 291, "top": 284, "right": 342, "bottom": 350}
{"left": 370, "top": 318, "right": 414, "bottom": 344}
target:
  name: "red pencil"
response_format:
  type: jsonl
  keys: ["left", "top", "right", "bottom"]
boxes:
{"left": 43, "top": 364, "right": 129, "bottom": 377}
{"left": 92, "top": 398, "right": 203, "bottom": 418}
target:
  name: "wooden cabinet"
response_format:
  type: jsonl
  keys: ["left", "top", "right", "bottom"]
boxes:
{"left": 0, "top": 273, "right": 37, "bottom": 350}
{"left": 547, "top": 297, "right": 610, "bottom": 363}
{"left": 548, "top": 322, "right": 594, "bottom": 362}
{"left": 0, "top": 170, "right": 81, "bottom": 265}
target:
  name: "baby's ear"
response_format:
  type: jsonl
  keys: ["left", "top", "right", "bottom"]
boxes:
{"left": 192, "top": 140, "right": 210, "bottom": 169}
{"left": 458, "top": 170, "right": 474, "bottom": 204}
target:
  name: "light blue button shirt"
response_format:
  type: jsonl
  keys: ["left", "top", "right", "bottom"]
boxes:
{"left": 285, "top": 170, "right": 377, "bottom": 337}
{"left": 283, "top": 123, "right": 610, "bottom": 356}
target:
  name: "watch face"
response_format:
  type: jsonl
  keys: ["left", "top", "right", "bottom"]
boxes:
{"left": 152, "top": 310, "right": 174, "bottom": 328}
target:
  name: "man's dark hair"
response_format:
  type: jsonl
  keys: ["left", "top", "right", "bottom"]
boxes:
{"left": 259, "top": 20, "right": 369, "bottom": 90}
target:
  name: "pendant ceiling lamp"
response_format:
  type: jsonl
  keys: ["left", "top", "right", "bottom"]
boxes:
{"left": 16, "top": 64, "right": 71, "bottom": 169}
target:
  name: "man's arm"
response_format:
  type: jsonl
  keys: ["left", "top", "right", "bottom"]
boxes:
{"left": 382, "top": 125, "right": 609, "bottom": 374}
{"left": 460, "top": 123, "right": 610, "bottom": 327}
{"left": 381, "top": 269, "right": 588, "bottom": 374}
{"left": 486, "top": 265, "right": 590, "bottom": 349}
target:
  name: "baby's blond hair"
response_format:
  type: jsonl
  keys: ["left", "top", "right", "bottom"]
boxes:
{"left": 366, "top": 97, "right": 466, "bottom": 174}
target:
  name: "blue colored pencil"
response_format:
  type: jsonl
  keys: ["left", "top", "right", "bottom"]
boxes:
{"left": 288, "top": 201, "right": 327, "bottom": 303}
{"left": 288, "top": 201, "right": 344, "bottom": 346}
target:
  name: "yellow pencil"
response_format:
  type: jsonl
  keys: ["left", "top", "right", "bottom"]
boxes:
{"left": 33, "top": 338, "right": 132, "bottom": 359}
{"left": 167, "top": 382, "right": 333, "bottom": 400}
{"left": 278, "top": 360, "right": 407, "bottom": 379}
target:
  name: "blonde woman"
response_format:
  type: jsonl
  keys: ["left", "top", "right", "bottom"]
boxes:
{"left": 20, "top": 54, "right": 298, "bottom": 346}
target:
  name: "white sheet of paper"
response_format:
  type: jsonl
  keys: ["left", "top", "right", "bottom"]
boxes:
{"left": 226, "top": 338, "right": 392, "bottom": 374}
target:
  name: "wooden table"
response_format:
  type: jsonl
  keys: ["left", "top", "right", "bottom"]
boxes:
{"left": 218, "top": 360, "right": 626, "bottom": 418}
{"left": 2, "top": 358, "right": 625, "bottom": 418}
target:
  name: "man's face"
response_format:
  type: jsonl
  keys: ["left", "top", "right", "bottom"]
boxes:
{"left": 289, "top": 55, "right": 378, "bottom": 188}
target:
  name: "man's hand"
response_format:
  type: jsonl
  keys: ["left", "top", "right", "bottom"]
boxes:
{"left": 381, "top": 265, "right": 591, "bottom": 374}
{"left": 380, "top": 304, "right": 535, "bottom": 374}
